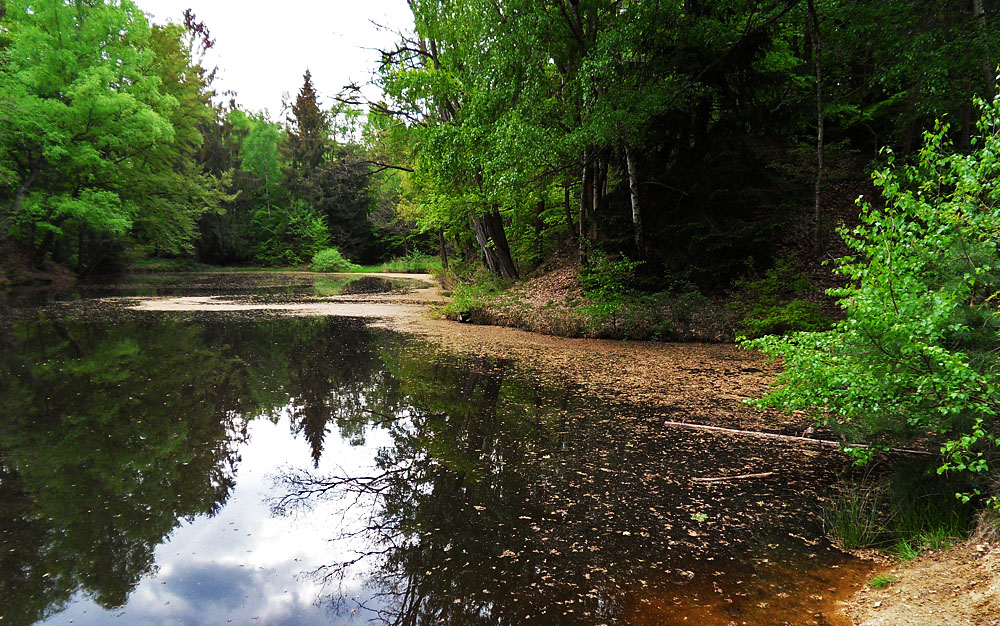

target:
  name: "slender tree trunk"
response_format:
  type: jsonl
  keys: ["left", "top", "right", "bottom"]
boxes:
{"left": 438, "top": 229, "right": 448, "bottom": 269}
{"left": 624, "top": 143, "right": 643, "bottom": 253}
{"left": 961, "top": 101, "right": 974, "bottom": 148}
{"left": 533, "top": 199, "right": 544, "bottom": 265}
{"left": 5, "top": 166, "right": 42, "bottom": 239}
{"left": 471, "top": 207, "right": 518, "bottom": 279}
{"left": 807, "top": 0, "right": 824, "bottom": 247}
{"left": 579, "top": 152, "right": 592, "bottom": 256}
{"left": 974, "top": 0, "right": 995, "bottom": 95}
{"left": 563, "top": 184, "right": 577, "bottom": 246}
{"left": 591, "top": 154, "right": 602, "bottom": 241}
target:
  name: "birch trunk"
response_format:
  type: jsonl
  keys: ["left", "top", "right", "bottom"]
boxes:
{"left": 807, "top": 0, "right": 824, "bottom": 246}
{"left": 625, "top": 143, "right": 643, "bottom": 253}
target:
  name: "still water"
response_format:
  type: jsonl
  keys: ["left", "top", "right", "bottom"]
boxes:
{"left": 1, "top": 275, "right": 869, "bottom": 625}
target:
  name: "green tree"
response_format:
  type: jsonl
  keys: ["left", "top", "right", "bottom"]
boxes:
{"left": 746, "top": 98, "right": 1000, "bottom": 499}
{"left": 0, "top": 0, "right": 225, "bottom": 273}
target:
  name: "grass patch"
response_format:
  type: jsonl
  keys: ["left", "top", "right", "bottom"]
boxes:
{"left": 867, "top": 574, "right": 896, "bottom": 588}
{"left": 128, "top": 257, "right": 207, "bottom": 272}
{"left": 823, "top": 463, "right": 973, "bottom": 558}
{"left": 357, "top": 254, "right": 442, "bottom": 274}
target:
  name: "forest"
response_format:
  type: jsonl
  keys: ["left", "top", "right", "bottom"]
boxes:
{"left": 2, "top": 1, "right": 1000, "bottom": 619}
{"left": 2, "top": 0, "right": 996, "bottom": 280}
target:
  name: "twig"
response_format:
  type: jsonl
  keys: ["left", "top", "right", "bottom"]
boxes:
{"left": 691, "top": 471, "right": 775, "bottom": 483}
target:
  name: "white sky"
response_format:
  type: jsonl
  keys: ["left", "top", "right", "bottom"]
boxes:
{"left": 138, "top": 0, "right": 414, "bottom": 117}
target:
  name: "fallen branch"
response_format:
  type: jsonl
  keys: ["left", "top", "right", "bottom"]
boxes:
{"left": 661, "top": 420, "right": 935, "bottom": 456}
{"left": 691, "top": 471, "right": 775, "bottom": 483}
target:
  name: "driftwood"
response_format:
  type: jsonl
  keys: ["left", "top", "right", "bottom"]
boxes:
{"left": 691, "top": 471, "right": 775, "bottom": 483}
{"left": 662, "top": 420, "right": 935, "bottom": 456}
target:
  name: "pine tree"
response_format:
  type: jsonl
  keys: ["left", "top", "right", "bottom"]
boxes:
{"left": 286, "top": 70, "right": 329, "bottom": 181}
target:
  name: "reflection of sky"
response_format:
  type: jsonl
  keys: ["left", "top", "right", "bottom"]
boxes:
{"left": 41, "top": 408, "right": 392, "bottom": 626}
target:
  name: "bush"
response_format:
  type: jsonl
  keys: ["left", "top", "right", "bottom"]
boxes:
{"left": 254, "top": 200, "right": 330, "bottom": 266}
{"left": 373, "top": 253, "right": 442, "bottom": 274}
{"left": 311, "top": 247, "right": 361, "bottom": 273}
{"left": 731, "top": 259, "right": 832, "bottom": 338}
{"left": 745, "top": 97, "right": 1000, "bottom": 502}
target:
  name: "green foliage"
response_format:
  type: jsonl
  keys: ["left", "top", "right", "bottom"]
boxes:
{"left": 823, "top": 466, "right": 971, "bottom": 554}
{"left": 442, "top": 274, "right": 511, "bottom": 319}
{"left": 253, "top": 199, "right": 330, "bottom": 266}
{"left": 746, "top": 99, "right": 1000, "bottom": 495}
{"left": 867, "top": 575, "right": 896, "bottom": 588}
{"left": 311, "top": 247, "right": 361, "bottom": 273}
{"left": 731, "top": 260, "right": 833, "bottom": 338}
{"left": 0, "top": 1, "right": 226, "bottom": 273}
{"left": 579, "top": 252, "right": 643, "bottom": 303}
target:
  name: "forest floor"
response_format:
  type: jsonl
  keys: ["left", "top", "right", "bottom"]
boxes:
{"left": 0, "top": 239, "right": 76, "bottom": 288}
{"left": 845, "top": 540, "right": 1000, "bottom": 626}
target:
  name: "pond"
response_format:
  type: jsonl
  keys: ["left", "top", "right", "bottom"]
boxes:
{"left": 0, "top": 273, "right": 871, "bottom": 626}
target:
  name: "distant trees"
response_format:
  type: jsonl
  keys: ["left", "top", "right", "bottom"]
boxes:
{"left": 0, "top": 0, "right": 225, "bottom": 273}
{"left": 0, "top": 6, "right": 381, "bottom": 273}
{"left": 196, "top": 71, "right": 380, "bottom": 267}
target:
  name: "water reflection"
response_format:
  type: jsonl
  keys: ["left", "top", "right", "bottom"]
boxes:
{"left": 274, "top": 351, "right": 862, "bottom": 625}
{"left": 0, "top": 299, "right": 866, "bottom": 626}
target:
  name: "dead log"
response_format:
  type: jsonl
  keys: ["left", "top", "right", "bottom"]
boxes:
{"left": 691, "top": 472, "right": 775, "bottom": 483}
{"left": 662, "top": 420, "right": 934, "bottom": 456}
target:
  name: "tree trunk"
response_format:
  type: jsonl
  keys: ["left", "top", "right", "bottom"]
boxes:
{"left": 974, "top": 0, "right": 995, "bottom": 95}
{"left": 471, "top": 207, "right": 518, "bottom": 279}
{"left": 807, "top": 0, "right": 824, "bottom": 247}
{"left": 624, "top": 143, "right": 643, "bottom": 253}
{"left": 579, "top": 153, "right": 592, "bottom": 259}
{"left": 563, "top": 184, "right": 577, "bottom": 246}
{"left": 533, "top": 199, "right": 544, "bottom": 265}
{"left": 438, "top": 229, "right": 448, "bottom": 269}
{"left": 5, "top": 165, "right": 42, "bottom": 239}
{"left": 579, "top": 154, "right": 592, "bottom": 245}
{"left": 591, "top": 154, "right": 602, "bottom": 241}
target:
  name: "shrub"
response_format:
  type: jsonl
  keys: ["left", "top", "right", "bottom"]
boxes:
{"left": 745, "top": 97, "right": 1000, "bottom": 503}
{"left": 731, "top": 259, "right": 832, "bottom": 338}
{"left": 311, "top": 247, "right": 361, "bottom": 273}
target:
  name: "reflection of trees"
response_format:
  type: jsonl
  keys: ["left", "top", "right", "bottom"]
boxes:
{"left": 274, "top": 349, "right": 853, "bottom": 626}
{"left": 0, "top": 312, "right": 409, "bottom": 625}
{"left": 0, "top": 315, "right": 253, "bottom": 622}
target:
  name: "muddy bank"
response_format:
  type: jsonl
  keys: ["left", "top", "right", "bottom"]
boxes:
{"left": 124, "top": 272, "right": 810, "bottom": 437}
{"left": 845, "top": 541, "right": 999, "bottom": 626}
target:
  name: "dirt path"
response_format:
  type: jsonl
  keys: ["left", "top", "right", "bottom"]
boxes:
{"left": 845, "top": 542, "right": 999, "bottom": 626}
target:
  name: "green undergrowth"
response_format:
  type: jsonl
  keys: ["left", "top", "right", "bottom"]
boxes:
{"left": 730, "top": 259, "right": 833, "bottom": 338}
{"left": 440, "top": 253, "right": 734, "bottom": 341}
{"left": 823, "top": 464, "right": 973, "bottom": 559}
{"left": 357, "top": 253, "right": 442, "bottom": 274}
{"left": 438, "top": 251, "right": 843, "bottom": 342}
{"left": 127, "top": 257, "right": 210, "bottom": 273}
{"left": 311, "top": 247, "right": 362, "bottom": 273}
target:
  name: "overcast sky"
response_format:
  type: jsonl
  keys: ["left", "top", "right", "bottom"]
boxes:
{"left": 138, "top": 0, "right": 413, "bottom": 117}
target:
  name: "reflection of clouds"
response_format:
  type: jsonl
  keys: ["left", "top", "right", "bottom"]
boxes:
{"left": 40, "top": 412, "right": 390, "bottom": 625}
